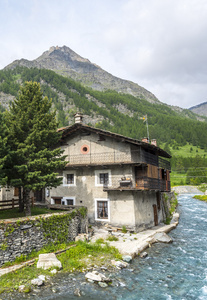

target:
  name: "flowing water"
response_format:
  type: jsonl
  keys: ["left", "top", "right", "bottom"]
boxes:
{"left": 4, "top": 194, "right": 207, "bottom": 299}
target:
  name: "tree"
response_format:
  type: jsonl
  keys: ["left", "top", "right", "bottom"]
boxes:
{"left": 1, "top": 81, "right": 67, "bottom": 216}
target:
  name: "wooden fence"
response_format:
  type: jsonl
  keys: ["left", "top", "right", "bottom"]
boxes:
{"left": 0, "top": 199, "right": 19, "bottom": 210}
{"left": 0, "top": 198, "right": 35, "bottom": 210}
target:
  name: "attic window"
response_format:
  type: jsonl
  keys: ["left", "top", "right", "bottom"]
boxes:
{"left": 81, "top": 145, "right": 89, "bottom": 154}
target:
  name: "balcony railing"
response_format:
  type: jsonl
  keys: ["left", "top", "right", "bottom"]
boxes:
{"left": 67, "top": 150, "right": 170, "bottom": 169}
{"left": 159, "top": 157, "right": 171, "bottom": 170}
{"left": 103, "top": 176, "right": 171, "bottom": 192}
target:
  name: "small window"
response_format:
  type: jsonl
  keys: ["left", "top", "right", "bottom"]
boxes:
{"left": 95, "top": 169, "right": 111, "bottom": 187}
{"left": 67, "top": 174, "right": 74, "bottom": 184}
{"left": 95, "top": 199, "right": 110, "bottom": 221}
{"left": 66, "top": 199, "right": 74, "bottom": 205}
{"left": 63, "top": 171, "right": 76, "bottom": 186}
{"left": 52, "top": 197, "right": 62, "bottom": 205}
{"left": 96, "top": 201, "right": 108, "bottom": 220}
{"left": 62, "top": 196, "right": 75, "bottom": 206}
{"left": 99, "top": 173, "right": 109, "bottom": 185}
{"left": 81, "top": 144, "right": 90, "bottom": 154}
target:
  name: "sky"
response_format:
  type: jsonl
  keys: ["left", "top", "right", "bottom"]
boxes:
{"left": 1, "top": 0, "right": 207, "bottom": 109}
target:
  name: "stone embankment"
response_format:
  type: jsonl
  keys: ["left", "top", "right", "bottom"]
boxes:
{"left": 91, "top": 212, "right": 179, "bottom": 258}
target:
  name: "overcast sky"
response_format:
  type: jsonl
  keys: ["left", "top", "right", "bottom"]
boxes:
{"left": 1, "top": 0, "right": 207, "bottom": 108}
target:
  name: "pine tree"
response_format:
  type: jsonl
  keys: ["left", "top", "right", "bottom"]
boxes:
{"left": 2, "top": 81, "right": 67, "bottom": 216}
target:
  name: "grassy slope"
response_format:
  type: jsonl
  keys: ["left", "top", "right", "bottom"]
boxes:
{"left": 167, "top": 144, "right": 207, "bottom": 186}
{"left": 170, "top": 144, "right": 207, "bottom": 157}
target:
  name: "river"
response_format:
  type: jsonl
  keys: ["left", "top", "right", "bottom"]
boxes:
{"left": 5, "top": 194, "right": 207, "bottom": 299}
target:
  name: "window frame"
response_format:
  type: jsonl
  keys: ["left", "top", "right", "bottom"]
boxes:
{"left": 63, "top": 171, "right": 76, "bottom": 186}
{"left": 95, "top": 169, "right": 111, "bottom": 187}
{"left": 62, "top": 196, "right": 76, "bottom": 206}
{"left": 95, "top": 198, "right": 110, "bottom": 222}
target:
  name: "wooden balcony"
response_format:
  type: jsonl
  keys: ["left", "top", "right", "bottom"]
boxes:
{"left": 103, "top": 176, "right": 171, "bottom": 192}
{"left": 66, "top": 150, "right": 170, "bottom": 170}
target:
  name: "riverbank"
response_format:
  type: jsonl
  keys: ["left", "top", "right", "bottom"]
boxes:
{"left": 90, "top": 212, "right": 179, "bottom": 258}
{"left": 172, "top": 185, "right": 204, "bottom": 194}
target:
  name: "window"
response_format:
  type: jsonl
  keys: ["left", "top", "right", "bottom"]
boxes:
{"left": 81, "top": 144, "right": 90, "bottom": 154}
{"left": 62, "top": 197, "right": 75, "bottom": 206}
{"left": 95, "top": 169, "right": 111, "bottom": 186}
{"left": 95, "top": 198, "right": 110, "bottom": 221}
{"left": 51, "top": 197, "right": 62, "bottom": 205}
{"left": 67, "top": 174, "right": 74, "bottom": 184}
{"left": 66, "top": 199, "right": 74, "bottom": 205}
{"left": 99, "top": 173, "right": 108, "bottom": 185}
{"left": 63, "top": 171, "right": 76, "bottom": 186}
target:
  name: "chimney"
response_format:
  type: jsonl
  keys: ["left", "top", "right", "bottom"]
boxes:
{"left": 151, "top": 139, "right": 157, "bottom": 146}
{"left": 74, "top": 113, "right": 83, "bottom": 124}
{"left": 142, "top": 137, "right": 149, "bottom": 143}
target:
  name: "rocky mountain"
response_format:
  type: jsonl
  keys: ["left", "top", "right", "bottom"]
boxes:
{"left": 189, "top": 102, "right": 207, "bottom": 117}
{"left": 5, "top": 45, "right": 159, "bottom": 104}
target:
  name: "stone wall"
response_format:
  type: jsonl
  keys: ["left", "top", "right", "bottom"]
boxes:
{"left": 0, "top": 207, "right": 87, "bottom": 267}
{"left": 161, "top": 191, "right": 177, "bottom": 221}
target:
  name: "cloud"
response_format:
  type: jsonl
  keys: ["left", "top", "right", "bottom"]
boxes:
{"left": 0, "top": 0, "right": 207, "bottom": 108}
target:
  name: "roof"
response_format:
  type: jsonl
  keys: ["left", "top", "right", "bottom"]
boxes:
{"left": 58, "top": 123, "right": 171, "bottom": 159}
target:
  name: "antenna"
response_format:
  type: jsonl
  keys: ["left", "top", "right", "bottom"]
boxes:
{"left": 139, "top": 114, "right": 150, "bottom": 142}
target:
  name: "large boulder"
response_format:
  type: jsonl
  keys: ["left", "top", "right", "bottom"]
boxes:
{"left": 111, "top": 260, "right": 129, "bottom": 269}
{"left": 152, "top": 232, "right": 173, "bottom": 244}
{"left": 37, "top": 253, "right": 62, "bottom": 270}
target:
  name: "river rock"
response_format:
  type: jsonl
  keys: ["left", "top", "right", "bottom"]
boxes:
{"left": 38, "top": 275, "right": 46, "bottom": 281}
{"left": 37, "top": 253, "right": 62, "bottom": 270}
{"left": 19, "top": 285, "right": 25, "bottom": 292}
{"left": 19, "top": 285, "right": 29, "bottom": 292}
{"left": 140, "top": 251, "right": 148, "bottom": 258}
{"left": 111, "top": 260, "right": 129, "bottom": 269}
{"left": 31, "top": 278, "right": 44, "bottom": 286}
{"left": 75, "top": 233, "right": 89, "bottom": 242}
{"left": 122, "top": 255, "right": 132, "bottom": 263}
{"left": 152, "top": 232, "right": 173, "bottom": 243}
{"left": 85, "top": 271, "right": 110, "bottom": 282}
{"left": 98, "top": 282, "right": 108, "bottom": 288}
{"left": 74, "top": 288, "right": 81, "bottom": 296}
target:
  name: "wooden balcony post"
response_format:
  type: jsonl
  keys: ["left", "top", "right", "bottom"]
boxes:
{"left": 12, "top": 198, "right": 14, "bottom": 209}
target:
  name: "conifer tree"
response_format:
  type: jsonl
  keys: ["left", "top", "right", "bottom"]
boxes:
{"left": 2, "top": 81, "right": 67, "bottom": 216}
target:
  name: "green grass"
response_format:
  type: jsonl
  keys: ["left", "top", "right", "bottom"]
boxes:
{"left": 2, "top": 241, "right": 75, "bottom": 268}
{"left": 0, "top": 207, "right": 64, "bottom": 220}
{"left": 193, "top": 195, "right": 207, "bottom": 202}
{"left": 169, "top": 143, "right": 207, "bottom": 158}
{"left": 170, "top": 171, "right": 187, "bottom": 186}
{"left": 106, "top": 235, "right": 119, "bottom": 242}
{"left": 122, "top": 225, "right": 127, "bottom": 233}
{"left": 197, "top": 184, "right": 207, "bottom": 193}
{"left": 0, "top": 241, "right": 122, "bottom": 294}
{"left": 59, "top": 241, "right": 122, "bottom": 272}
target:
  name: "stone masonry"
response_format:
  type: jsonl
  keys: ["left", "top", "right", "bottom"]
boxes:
{"left": 0, "top": 207, "right": 88, "bottom": 267}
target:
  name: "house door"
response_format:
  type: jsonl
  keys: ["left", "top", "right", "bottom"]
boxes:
{"left": 34, "top": 189, "right": 44, "bottom": 202}
{"left": 153, "top": 204, "right": 158, "bottom": 226}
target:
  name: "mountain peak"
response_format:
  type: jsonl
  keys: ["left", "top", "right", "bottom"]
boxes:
{"left": 4, "top": 45, "right": 159, "bottom": 103}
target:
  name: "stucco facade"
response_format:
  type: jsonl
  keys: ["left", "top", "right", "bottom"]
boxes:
{"left": 47, "top": 121, "right": 171, "bottom": 231}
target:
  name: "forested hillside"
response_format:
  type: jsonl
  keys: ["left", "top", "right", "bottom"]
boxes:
{"left": 1, "top": 66, "right": 207, "bottom": 151}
